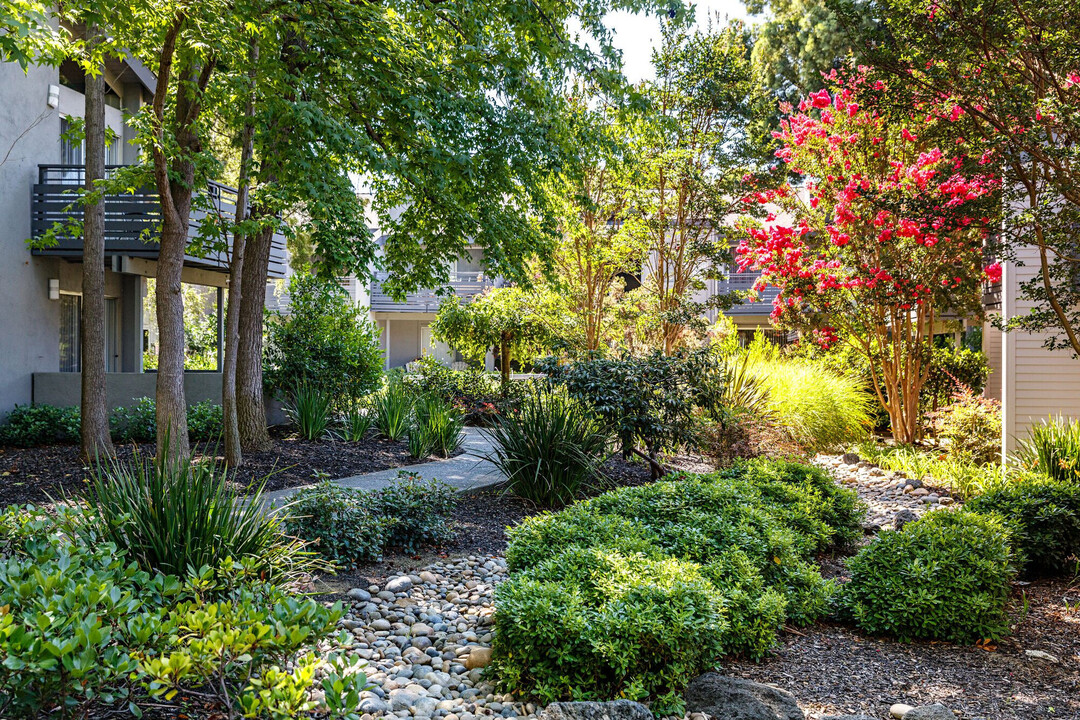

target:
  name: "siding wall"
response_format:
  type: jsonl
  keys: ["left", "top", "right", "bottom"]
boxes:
{"left": 1001, "top": 244, "right": 1080, "bottom": 451}
{"left": 982, "top": 317, "right": 1003, "bottom": 402}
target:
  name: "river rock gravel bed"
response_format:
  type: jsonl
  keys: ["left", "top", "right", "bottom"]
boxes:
{"left": 313, "top": 455, "right": 1079, "bottom": 720}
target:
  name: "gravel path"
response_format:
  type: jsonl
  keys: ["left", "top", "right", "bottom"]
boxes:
{"left": 316, "top": 454, "right": 1080, "bottom": 720}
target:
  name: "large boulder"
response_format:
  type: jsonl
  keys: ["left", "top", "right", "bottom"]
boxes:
{"left": 540, "top": 701, "right": 653, "bottom": 720}
{"left": 684, "top": 674, "right": 803, "bottom": 720}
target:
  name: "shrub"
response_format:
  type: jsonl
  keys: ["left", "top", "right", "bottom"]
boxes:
{"left": 483, "top": 389, "right": 610, "bottom": 507}
{"left": 0, "top": 506, "right": 366, "bottom": 719}
{"left": 286, "top": 382, "right": 334, "bottom": 441}
{"left": 744, "top": 340, "right": 873, "bottom": 452}
{"left": 0, "top": 404, "right": 81, "bottom": 446}
{"left": 374, "top": 380, "right": 413, "bottom": 441}
{"left": 1014, "top": 416, "right": 1080, "bottom": 482}
{"left": 538, "top": 351, "right": 703, "bottom": 477}
{"left": 81, "top": 450, "right": 321, "bottom": 583}
{"left": 413, "top": 395, "right": 465, "bottom": 457}
{"left": 407, "top": 421, "right": 435, "bottom": 458}
{"left": 923, "top": 346, "right": 991, "bottom": 410}
{"left": 404, "top": 355, "right": 506, "bottom": 426}
{"left": 368, "top": 471, "right": 457, "bottom": 554}
{"left": 492, "top": 462, "right": 851, "bottom": 709}
{"left": 491, "top": 548, "right": 727, "bottom": 714}
{"left": 264, "top": 272, "right": 383, "bottom": 407}
{"left": 929, "top": 387, "right": 1001, "bottom": 464}
{"left": 187, "top": 399, "right": 223, "bottom": 441}
{"left": 110, "top": 396, "right": 158, "bottom": 443}
{"left": 283, "top": 481, "right": 391, "bottom": 566}
{"left": 338, "top": 403, "right": 374, "bottom": 442}
{"left": 967, "top": 475, "right": 1080, "bottom": 575}
{"left": 286, "top": 471, "right": 457, "bottom": 560}
{"left": 840, "top": 510, "right": 1016, "bottom": 643}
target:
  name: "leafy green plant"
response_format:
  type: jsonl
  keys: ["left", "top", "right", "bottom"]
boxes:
{"left": 109, "top": 396, "right": 158, "bottom": 444}
{"left": 80, "top": 448, "right": 321, "bottom": 583}
{"left": 1014, "top": 416, "right": 1080, "bottom": 482}
{"left": 284, "top": 472, "right": 456, "bottom": 561}
{"left": 928, "top": 387, "right": 1001, "bottom": 464}
{"left": 492, "top": 462, "right": 853, "bottom": 710}
{"left": 187, "top": 399, "right": 224, "bottom": 441}
{"left": 0, "top": 403, "right": 81, "bottom": 446}
{"left": 286, "top": 383, "right": 333, "bottom": 441}
{"left": 840, "top": 510, "right": 1016, "bottom": 643}
{"left": 922, "top": 346, "right": 991, "bottom": 410}
{"left": 338, "top": 403, "right": 374, "bottom": 442}
{"left": 967, "top": 475, "right": 1080, "bottom": 575}
{"left": 413, "top": 394, "right": 466, "bottom": 457}
{"left": 483, "top": 389, "right": 610, "bottom": 507}
{"left": 283, "top": 481, "right": 391, "bottom": 565}
{"left": 368, "top": 471, "right": 458, "bottom": 554}
{"left": 0, "top": 507, "right": 361, "bottom": 719}
{"left": 537, "top": 351, "right": 703, "bottom": 478}
{"left": 374, "top": 380, "right": 413, "bottom": 442}
{"left": 264, "top": 273, "right": 383, "bottom": 408}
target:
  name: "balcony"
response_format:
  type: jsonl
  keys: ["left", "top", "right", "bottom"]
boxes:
{"left": 369, "top": 271, "right": 494, "bottom": 313}
{"left": 30, "top": 164, "right": 287, "bottom": 278}
{"left": 715, "top": 267, "right": 779, "bottom": 316}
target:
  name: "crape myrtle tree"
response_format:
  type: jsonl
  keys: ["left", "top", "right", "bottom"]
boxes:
{"left": 621, "top": 19, "right": 772, "bottom": 354}
{"left": 843, "top": 0, "right": 1080, "bottom": 358}
{"left": 736, "top": 73, "right": 998, "bottom": 443}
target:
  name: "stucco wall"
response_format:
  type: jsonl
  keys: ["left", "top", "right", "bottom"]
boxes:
{"left": 32, "top": 371, "right": 223, "bottom": 409}
{"left": 0, "top": 60, "right": 64, "bottom": 418}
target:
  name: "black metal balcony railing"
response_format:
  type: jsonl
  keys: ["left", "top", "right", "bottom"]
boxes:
{"left": 30, "top": 164, "right": 287, "bottom": 279}
{"left": 369, "top": 272, "right": 494, "bottom": 313}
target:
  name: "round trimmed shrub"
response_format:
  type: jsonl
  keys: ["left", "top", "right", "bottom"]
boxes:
{"left": 841, "top": 510, "right": 1016, "bottom": 643}
{"left": 966, "top": 476, "right": 1080, "bottom": 575}
{"left": 490, "top": 547, "right": 727, "bottom": 715}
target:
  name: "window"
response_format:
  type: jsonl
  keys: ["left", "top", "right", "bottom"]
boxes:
{"left": 60, "top": 117, "right": 83, "bottom": 166}
{"left": 59, "top": 295, "right": 120, "bottom": 372}
{"left": 59, "top": 295, "right": 81, "bottom": 372}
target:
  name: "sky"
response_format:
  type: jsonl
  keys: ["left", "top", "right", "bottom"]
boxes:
{"left": 606, "top": 0, "right": 755, "bottom": 84}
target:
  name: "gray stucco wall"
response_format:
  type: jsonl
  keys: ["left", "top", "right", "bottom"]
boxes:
{"left": 0, "top": 60, "right": 64, "bottom": 419}
{"left": 32, "top": 372, "right": 223, "bottom": 409}
{"left": 386, "top": 319, "right": 421, "bottom": 368}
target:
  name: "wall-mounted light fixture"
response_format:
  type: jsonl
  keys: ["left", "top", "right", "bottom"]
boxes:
{"left": 48, "top": 278, "right": 60, "bottom": 300}
{"left": 47, "top": 84, "right": 60, "bottom": 109}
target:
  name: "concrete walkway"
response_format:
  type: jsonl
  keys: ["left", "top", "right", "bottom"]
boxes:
{"left": 262, "top": 426, "right": 504, "bottom": 507}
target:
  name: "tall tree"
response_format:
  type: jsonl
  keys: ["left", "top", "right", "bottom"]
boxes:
{"left": 622, "top": 19, "right": 770, "bottom": 354}
{"left": 847, "top": 0, "right": 1080, "bottom": 358}
{"left": 78, "top": 21, "right": 114, "bottom": 459}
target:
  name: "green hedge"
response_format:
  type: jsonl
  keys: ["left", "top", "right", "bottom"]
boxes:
{"left": 840, "top": 510, "right": 1016, "bottom": 643}
{"left": 966, "top": 475, "right": 1080, "bottom": 575}
{"left": 490, "top": 459, "right": 865, "bottom": 712}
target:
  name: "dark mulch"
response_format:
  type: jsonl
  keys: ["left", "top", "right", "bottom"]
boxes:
{"left": 725, "top": 577, "right": 1080, "bottom": 719}
{"left": 0, "top": 426, "right": 438, "bottom": 507}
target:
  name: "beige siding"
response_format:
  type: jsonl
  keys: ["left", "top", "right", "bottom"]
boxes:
{"left": 1002, "top": 244, "right": 1080, "bottom": 451}
{"left": 982, "top": 318, "right": 1003, "bottom": 402}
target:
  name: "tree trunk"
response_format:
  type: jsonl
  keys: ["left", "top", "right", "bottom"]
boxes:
{"left": 500, "top": 331, "right": 512, "bottom": 387}
{"left": 223, "top": 39, "right": 258, "bottom": 467}
{"left": 237, "top": 223, "right": 273, "bottom": 452}
{"left": 155, "top": 215, "right": 191, "bottom": 459}
{"left": 79, "top": 25, "right": 114, "bottom": 462}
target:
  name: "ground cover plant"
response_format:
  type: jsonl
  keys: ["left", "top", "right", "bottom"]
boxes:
{"left": 0, "top": 496, "right": 365, "bottom": 718}
{"left": 489, "top": 459, "right": 865, "bottom": 713}
{"left": 284, "top": 471, "right": 457, "bottom": 564}
{"left": 854, "top": 441, "right": 1005, "bottom": 499}
{"left": 840, "top": 510, "right": 1016, "bottom": 643}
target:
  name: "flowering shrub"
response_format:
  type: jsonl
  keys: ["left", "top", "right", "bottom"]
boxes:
{"left": 737, "top": 72, "right": 997, "bottom": 443}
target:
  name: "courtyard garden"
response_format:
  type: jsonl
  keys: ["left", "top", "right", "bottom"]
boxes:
{"left": 4, "top": 0, "right": 1080, "bottom": 717}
